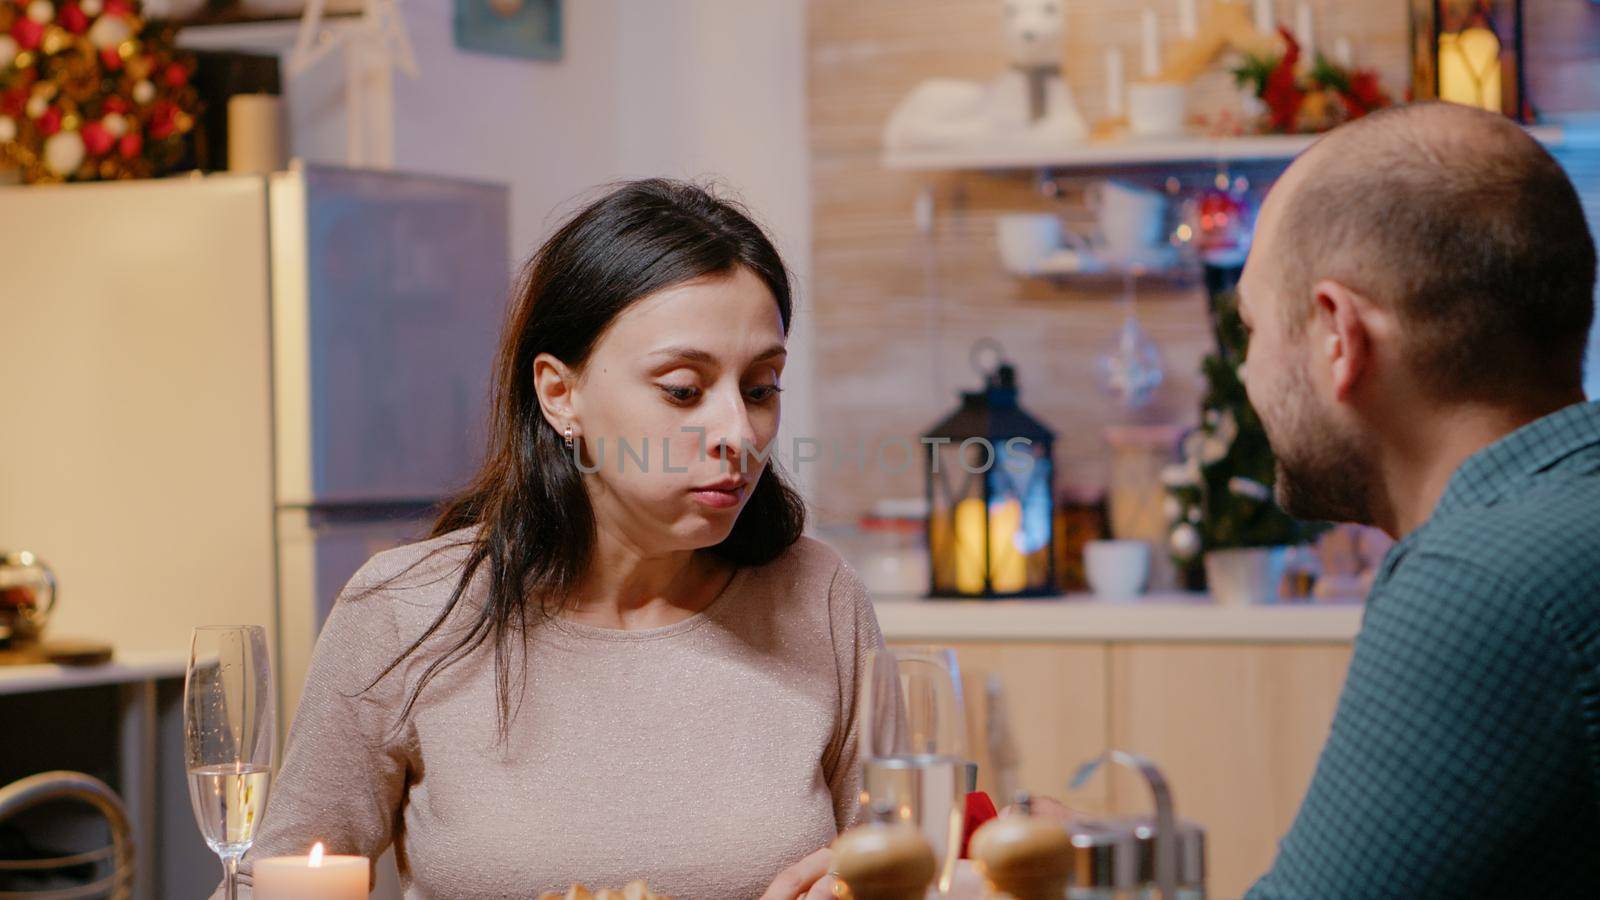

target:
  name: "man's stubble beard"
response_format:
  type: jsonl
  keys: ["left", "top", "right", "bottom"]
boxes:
{"left": 1265, "top": 360, "right": 1377, "bottom": 526}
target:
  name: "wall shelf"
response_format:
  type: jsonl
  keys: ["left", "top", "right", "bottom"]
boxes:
{"left": 883, "top": 125, "right": 1566, "bottom": 173}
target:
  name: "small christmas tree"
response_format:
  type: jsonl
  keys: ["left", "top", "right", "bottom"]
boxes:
{"left": 1164, "top": 282, "right": 1326, "bottom": 567}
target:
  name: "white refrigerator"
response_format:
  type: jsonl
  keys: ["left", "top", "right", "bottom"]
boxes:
{"left": 0, "top": 164, "right": 509, "bottom": 727}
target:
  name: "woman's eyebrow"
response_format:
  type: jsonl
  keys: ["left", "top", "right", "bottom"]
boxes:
{"left": 647, "top": 344, "right": 788, "bottom": 365}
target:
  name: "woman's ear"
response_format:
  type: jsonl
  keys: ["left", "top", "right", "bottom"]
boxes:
{"left": 1311, "top": 278, "right": 1378, "bottom": 403}
{"left": 532, "top": 352, "right": 580, "bottom": 436}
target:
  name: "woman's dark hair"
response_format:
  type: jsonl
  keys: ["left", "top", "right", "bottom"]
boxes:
{"left": 371, "top": 179, "right": 807, "bottom": 736}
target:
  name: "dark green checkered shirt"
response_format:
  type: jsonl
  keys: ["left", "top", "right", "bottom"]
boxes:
{"left": 1247, "top": 401, "right": 1600, "bottom": 899}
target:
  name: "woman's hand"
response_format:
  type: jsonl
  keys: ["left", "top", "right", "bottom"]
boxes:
{"left": 759, "top": 847, "right": 835, "bottom": 900}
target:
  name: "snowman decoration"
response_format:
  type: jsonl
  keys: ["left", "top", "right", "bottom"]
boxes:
{"left": 884, "top": 0, "right": 1089, "bottom": 153}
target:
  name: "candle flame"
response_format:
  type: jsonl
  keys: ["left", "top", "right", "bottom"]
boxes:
{"left": 309, "top": 842, "right": 325, "bottom": 867}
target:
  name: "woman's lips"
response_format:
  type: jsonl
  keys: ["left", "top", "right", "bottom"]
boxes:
{"left": 690, "top": 485, "right": 745, "bottom": 509}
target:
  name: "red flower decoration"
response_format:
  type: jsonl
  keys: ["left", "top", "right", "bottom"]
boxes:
{"left": 59, "top": 3, "right": 88, "bottom": 34}
{"left": 81, "top": 120, "right": 113, "bottom": 155}
{"left": 11, "top": 16, "right": 43, "bottom": 51}
{"left": 1263, "top": 26, "right": 1305, "bottom": 133}
{"left": 37, "top": 105, "right": 61, "bottom": 136}
{"left": 147, "top": 99, "right": 176, "bottom": 139}
{"left": 117, "top": 130, "right": 141, "bottom": 159}
{"left": 0, "top": 88, "right": 26, "bottom": 118}
{"left": 162, "top": 61, "right": 187, "bottom": 88}
{"left": 1339, "top": 70, "right": 1387, "bottom": 119}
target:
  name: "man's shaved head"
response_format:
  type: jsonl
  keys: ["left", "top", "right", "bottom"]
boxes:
{"left": 1269, "top": 102, "right": 1596, "bottom": 403}
{"left": 1239, "top": 103, "right": 1597, "bottom": 526}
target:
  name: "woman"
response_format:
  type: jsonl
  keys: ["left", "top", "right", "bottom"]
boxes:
{"left": 228, "top": 180, "right": 881, "bottom": 899}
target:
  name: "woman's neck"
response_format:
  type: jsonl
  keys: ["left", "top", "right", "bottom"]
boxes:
{"left": 561, "top": 525, "right": 730, "bottom": 630}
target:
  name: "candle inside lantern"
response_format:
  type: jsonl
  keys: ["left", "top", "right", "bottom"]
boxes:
{"left": 1438, "top": 27, "right": 1502, "bottom": 113}
{"left": 953, "top": 497, "right": 1029, "bottom": 595}
{"left": 255, "top": 842, "right": 367, "bottom": 900}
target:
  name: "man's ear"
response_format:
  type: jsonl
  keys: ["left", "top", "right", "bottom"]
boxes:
{"left": 532, "top": 352, "right": 580, "bottom": 437}
{"left": 1311, "top": 279, "right": 1377, "bottom": 402}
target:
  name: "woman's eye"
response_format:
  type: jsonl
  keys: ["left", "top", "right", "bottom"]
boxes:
{"left": 745, "top": 384, "right": 783, "bottom": 403}
{"left": 659, "top": 384, "right": 701, "bottom": 404}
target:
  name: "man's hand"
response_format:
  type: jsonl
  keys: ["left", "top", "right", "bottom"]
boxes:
{"left": 759, "top": 847, "right": 835, "bottom": 900}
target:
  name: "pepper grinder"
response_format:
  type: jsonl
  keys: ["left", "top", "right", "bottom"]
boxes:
{"left": 830, "top": 802, "right": 937, "bottom": 900}
{"left": 968, "top": 794, "right": 1075, "bottom": 900}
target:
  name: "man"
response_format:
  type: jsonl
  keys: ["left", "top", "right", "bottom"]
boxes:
{"left": 1239, "top": 101, "right": 1600, "bottom": 897}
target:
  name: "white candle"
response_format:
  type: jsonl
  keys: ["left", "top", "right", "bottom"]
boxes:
{"left": 255, "top": 843, "right": 367, "bottom": 900}
{"left": 1106, "top": 47, "right": 1126, "bottom": 117}
{"left": 1295, "top": 1, "right": 1315, "bottom": 55}
{"left": 1141, "top": 8, "right": 1161, "bottom": 79}
{"left": 1254, "top": 0, "right": 1274, "bottom": 35}
{"left": 1177, "top": 0, "right": 1197, "bottom": 39}
{"left": 1334, "top": 36, "right": 1353, "bottom": 67}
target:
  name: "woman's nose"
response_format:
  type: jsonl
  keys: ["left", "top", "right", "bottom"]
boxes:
{"left": 705, "top": 392, "right": 760, "bottom": 468}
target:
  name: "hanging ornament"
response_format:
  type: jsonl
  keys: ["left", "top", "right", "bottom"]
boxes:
{"left": 1097, "top": 313, "right": 1166, "bottom": 410}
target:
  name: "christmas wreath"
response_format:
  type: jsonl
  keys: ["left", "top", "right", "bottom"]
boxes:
{"left": 0, "top": 0, "right": 199, "bottom": 183}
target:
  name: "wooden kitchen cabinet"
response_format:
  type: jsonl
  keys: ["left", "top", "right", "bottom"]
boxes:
{"left": 889, "top": 641, "right": 1111, "bottom": 813}
{"left": 1107, "top": 643, "right": 1353, "bottom": 899}
{"left": 886, "top": 634, "right": 1354, "bottom": 899}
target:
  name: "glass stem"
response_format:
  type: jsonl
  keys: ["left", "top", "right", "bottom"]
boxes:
{"left": 224, "top": 854, "right": 239, "bottom": 900}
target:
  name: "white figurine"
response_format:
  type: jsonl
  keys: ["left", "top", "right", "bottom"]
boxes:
{"left": 885, "top": 0, "right": 1089, "bottom": 153}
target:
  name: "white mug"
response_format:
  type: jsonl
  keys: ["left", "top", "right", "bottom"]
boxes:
{"left": 1085, "top": 179, "right": 1168, "bottom": 262}
{"left": 1084, "top": 539, "right": 1152, "bottom": 600}
{"left": 995, "top": 213, "right": 1065, "bottom": 275}
{"left": 1127, "top": 80, "right": 1189, "bottom": 138}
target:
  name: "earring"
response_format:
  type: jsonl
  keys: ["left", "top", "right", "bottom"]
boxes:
{"left": 563, "top": 425, "right": 575, "bottom": 451}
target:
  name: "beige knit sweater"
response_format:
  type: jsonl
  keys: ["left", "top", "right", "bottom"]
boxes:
{"left": 223, "top": 530, "right": 883, "bottom": 899}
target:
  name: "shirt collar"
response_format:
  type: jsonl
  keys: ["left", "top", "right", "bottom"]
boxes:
{"left": 1372, "top": 401, "right": 1600, "bottom": 590}
{"left": 1432, "top": 400, "right": 1600, "bottom": 518}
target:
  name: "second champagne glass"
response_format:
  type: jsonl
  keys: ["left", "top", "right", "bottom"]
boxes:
{"left": 860, "top": 646, "right": 968, "bottom": 896}
{"left": 184, "top": 625, "right": 276, "bottom": 900}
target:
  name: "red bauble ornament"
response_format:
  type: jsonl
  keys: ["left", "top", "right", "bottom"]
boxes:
{"left": 147, "top": 100, "right": 177, "bottom": 139}
{"left": 99, "top": 47, "right": 122, "bottom": 70}
{"left": 104, "top": 0, "right": 132, "bottom": 16}
{"left": 102, "top": 95, "right": 129, "bottom": 115}
{"left": 81, "top": 120, "right": 114, "bottom": 155}
{"left": 163, "top": 62, "right": 188, "bottom": 88}
{"left": 11, "top": 16, "right": 43, "bottom": 51}
{"left": 37, "top": 105, "right": 61, "bottom": 136}
{"left": 59, "top": 3, "right": 88, "bottom": 34}
{"left": 0, "top": 88, "right": 26, "bottom": 118}
{"left": 117, "top": 131, "right": 141, "bottom": 159}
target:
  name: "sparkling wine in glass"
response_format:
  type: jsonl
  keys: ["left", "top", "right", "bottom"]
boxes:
{"left": 184, "top": 625, "right": 275, "bottom": 900}
{"left": 860, "top": 646, "right": 968, "bottom": 896}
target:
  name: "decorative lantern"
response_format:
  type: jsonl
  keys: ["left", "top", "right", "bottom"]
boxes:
{"left": 1409, "top": 0, "right": 1529, "bottom": 122}
{"left": 923, "top": 348, "right": 1056, "bottom": 598}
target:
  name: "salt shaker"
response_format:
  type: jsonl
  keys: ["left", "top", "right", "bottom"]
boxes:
{"left": 968, "top": 794, "right": 1075, "bottom": 900}
{"left": 831, "top": 802, "right": 938, "bottom": 900}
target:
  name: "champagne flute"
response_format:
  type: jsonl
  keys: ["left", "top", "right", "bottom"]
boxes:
{"left": 184, "top": 625, "right": 276, "bottom": 900}
{"left": 860, "top": 646, "right": 968, "bottom": 896}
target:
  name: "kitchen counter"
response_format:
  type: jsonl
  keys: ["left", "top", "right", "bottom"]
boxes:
{"left": 872, "top": 593, "right": 1364, "bottom": 643}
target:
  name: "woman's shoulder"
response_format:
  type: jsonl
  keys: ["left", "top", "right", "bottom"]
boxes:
{"left": 736, "top": 535, "right": 873, "bottom": 618}
{"left": 333, "top": 526, "right": 482, "bottom": 634}
{"left": 751, "top": 534, "right": 849, "bottom": 584}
